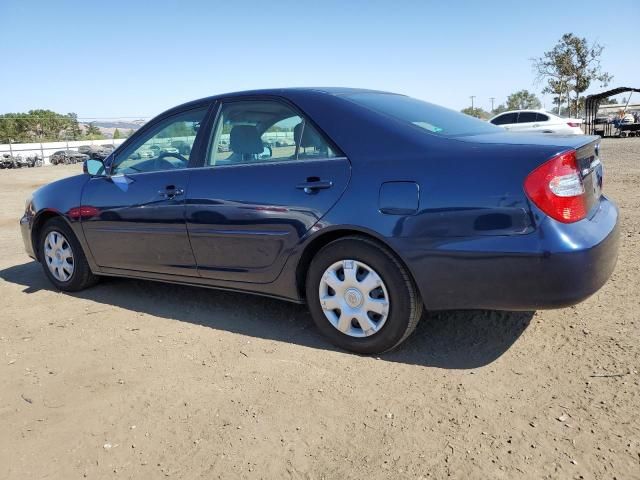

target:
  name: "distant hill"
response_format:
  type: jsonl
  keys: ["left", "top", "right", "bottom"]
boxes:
{"left": 80, "top": 119, "right": 147, "bottom": 139}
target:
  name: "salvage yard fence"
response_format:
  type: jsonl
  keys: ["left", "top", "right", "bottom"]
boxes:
{"left": 0, "top": 139, "right": 127, "bottom": 165}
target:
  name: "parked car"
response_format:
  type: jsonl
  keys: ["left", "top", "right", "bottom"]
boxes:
{"left": 489, "top": 110, "right": 584, "bottom": 135}
{"left": 171, "top": 140, "right": 192, "bottom": 155}
{"left": 77, "top": 145, "right": 113, "bottom": 160}
{"left": 129, "top": 148, "right": 156, "bottom": 160}
{"left": 14, "top": 155, "right": 38, "bottom": 168}
{"left": 77, "top": 145, "right": 93, "bottom": 155}
{"left": 161, "top": 146, "right": 180, "bottom": 155}
{"left": 24, "top": 154, "right": 43, "bottom": 167}
{"left": 0, "top": 153, "right": 37, "bottom": 168}
{"left": 20, "top": 88, "right": 618, "bottom": 353}
{"left": 148, "top": 145, "right": 162, "bottom": 156}
{"left": 50, "top": 150, "right": 89, "bottom": 165}
{"left": 0, "top": 153, "right": 18, "bottom": 169}
{"left": 91, "top": 145, "right": 114, "bottom": 160}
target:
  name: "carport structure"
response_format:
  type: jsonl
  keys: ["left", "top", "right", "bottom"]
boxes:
{"left": 585, "top": 87, "right": 640, "bottom": 136}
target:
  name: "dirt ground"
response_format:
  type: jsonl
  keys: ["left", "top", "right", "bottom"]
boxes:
{"left": 0, "top": 138, "right": 638, "bottom": 480}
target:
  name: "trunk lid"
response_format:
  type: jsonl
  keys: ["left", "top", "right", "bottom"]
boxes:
{"left": 455, "top": 131, "right": 597, "bottom": 149}
{"left": 457, "top": 132, "right": 603, "bottom": 221}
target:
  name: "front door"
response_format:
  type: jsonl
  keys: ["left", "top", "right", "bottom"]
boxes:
{"left": 186, "top": 98, "right": 350, "bottom": 284}
{"left": 81, "top": 106, "right": 208, "bottom": 276}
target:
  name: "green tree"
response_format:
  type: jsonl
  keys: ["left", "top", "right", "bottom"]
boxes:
{"left": 126, "top": 129, "right": 135, "bottom": 138}
{"left": 65, "top": 113, "right": 82, "bottom": 140}
{"left": 85, "top": 123, "right": 104, "bottom": 140}
{"left": 113, "top": 128, "right": 121, "bottom": 139}
{"left": 506, "top": 90, "right": 542, "bottom": 110}
{"left": 461, "top": 107, "right": 490, "bottom": 119}
{"left": 0, "top": 110, "right": 82, "bottom": 143}
{"left": 0, "top": 113, "right": 26, "bottom": 143}
{"left": 599, "top": 97, "right": 617, "bottom": 105}
{"left": 532, "top": 33, "right": 612, "bottom": 117}
{"left": 492, "top": 104, "right": 508, "bottom": 115}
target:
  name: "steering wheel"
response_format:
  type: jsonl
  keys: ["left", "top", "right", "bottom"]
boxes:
{"left": 155, "top": 151, "right": 189, "bottom": 170}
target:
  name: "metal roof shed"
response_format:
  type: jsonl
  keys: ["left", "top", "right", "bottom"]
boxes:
{"left": 585, "top": 87, "right": 640, "bottom": 135}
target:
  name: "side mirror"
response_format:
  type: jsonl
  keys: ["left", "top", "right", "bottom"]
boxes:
{"left": 84, "top": 159, "right": 106, "bottom": 176}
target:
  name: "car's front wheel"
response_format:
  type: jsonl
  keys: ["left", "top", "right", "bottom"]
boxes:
{"left": 39, "top": 218, "right": 98, "bottom": 291}
{"left": 306, "top": 236, "right": 422, "bottom": 354}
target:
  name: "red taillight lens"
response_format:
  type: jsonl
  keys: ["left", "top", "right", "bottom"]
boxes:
{"left": 567, "top": 122, "right": 580, "bottom": 128}
{"left": 524, "top": 150, "right": 587, "bottom": 223}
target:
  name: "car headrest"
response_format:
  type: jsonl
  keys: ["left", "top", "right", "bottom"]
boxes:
{"left": 294, "top": 122, "right": 323, "bottom": 149}
{"left": 230, "top": 125, "right": 263, "bottom": 154}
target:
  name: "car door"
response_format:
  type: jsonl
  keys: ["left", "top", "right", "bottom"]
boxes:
{"left": 490, "top": 112, "right": 518, "bottom": 130}
{"left": 511, "top": 111, "right": 537, "bottom": 132}
{"left": 185, "top": 98, "right": 350, "bottom": 284}
{"left": 532, "top": 112, "right": 554, "bottom": 133}
{"left": 81, "top": 106, "right": 209, "bottom": 276}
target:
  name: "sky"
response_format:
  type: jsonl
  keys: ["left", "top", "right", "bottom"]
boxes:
{"left": 1, "top": 0, "right": 638, "bottom": 121}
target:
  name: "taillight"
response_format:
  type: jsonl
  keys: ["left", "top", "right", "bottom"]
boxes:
{"left": 567, "top": 122, "right": 580, "bottom": 128}
{"left": 524, "top": 150, "right": 587, "bottom": 223}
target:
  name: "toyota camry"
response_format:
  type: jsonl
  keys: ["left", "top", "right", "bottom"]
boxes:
{"left": 20, "top": 88, "right": 619, "bottom": 353}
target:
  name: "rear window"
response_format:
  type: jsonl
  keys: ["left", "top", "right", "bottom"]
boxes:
{"left": 344, "top": 93, "right": 499, "bottom": 137}
{"left": 517, "top": 112, "right": 537, "bottom": 123}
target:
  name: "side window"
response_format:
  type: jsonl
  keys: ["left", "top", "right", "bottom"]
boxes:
{"left": 535, "top": 113, "right": 549, "bottom": 122}
{"left": 207, "top": 100, "right": 338, "bottom": 167}
{"left": 491, "top": 113, "right": 517, "bottom": 125}
{"left": 517, "top": 112, "right": 537, "bottom": 123}
{"left": 112, "top": 107, "right": 207, "bottom": 175}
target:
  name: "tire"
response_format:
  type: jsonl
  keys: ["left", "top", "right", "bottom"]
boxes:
{"left": 38, "top": 217, "right": 98, "bottom": 292}
{"left": 305, "top": 236, "right": 422, "bottom": 354}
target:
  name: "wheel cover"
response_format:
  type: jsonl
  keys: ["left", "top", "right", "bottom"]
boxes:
{"left": 44, "top": 231, "right": 74, "bottom": 282}
{"left": 318, "top": 259, "right": 390, "bottom": 338}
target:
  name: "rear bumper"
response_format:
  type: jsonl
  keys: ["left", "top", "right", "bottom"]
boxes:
{"left": 395, "top": 197, "right": 619, "bottom": 311}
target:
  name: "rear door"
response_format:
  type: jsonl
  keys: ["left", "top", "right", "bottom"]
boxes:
{"left": 511, "top": 111, "right": 537, "bottom": 132}
{"left": 532, "top": 112, "right": 551, "bottom": 132}
{"left": 185, "top": 98, "right": 350, "bottom": 283}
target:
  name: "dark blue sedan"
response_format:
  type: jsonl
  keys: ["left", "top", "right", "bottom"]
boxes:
{"left": 20, "top": 88, "right": 619, "bottom": 353}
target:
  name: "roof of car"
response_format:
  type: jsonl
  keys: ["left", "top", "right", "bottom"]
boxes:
{"left": 492, "top": 109, "right": 550, "bottom": 115}
{"left": 489, "top": 109, "right": 559, "bottom": 120}
{"left": 217, "top": 87, "right": 394, "bottom": 97}
{"left": 167, "top": 87, "right": 400, "bottom": 113}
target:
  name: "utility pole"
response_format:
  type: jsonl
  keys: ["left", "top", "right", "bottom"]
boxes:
{"left": 490, "top": 97, "right": 495, "bottom": 112}
{"left": 470, "top": 96, "right": 476, "bottom": 111}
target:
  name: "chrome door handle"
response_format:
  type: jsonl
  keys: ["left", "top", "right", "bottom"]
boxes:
{"left": 296, "top": 180, "right": 333, "bottom": 194}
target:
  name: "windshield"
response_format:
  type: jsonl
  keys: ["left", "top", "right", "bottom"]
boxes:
{"left": 344, "top": 93, "right": 500, "bottom": 137}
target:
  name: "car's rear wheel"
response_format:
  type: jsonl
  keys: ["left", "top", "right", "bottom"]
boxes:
{"left": 306, "top": 236, "right": 422, "bottom": 354}
{"left": 39, "top": 218, "right": 98, "bottom": 291}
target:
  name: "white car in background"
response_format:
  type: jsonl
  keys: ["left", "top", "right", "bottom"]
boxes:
{"left": 489, "top": 110, "right": 584, "bottom": 135}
